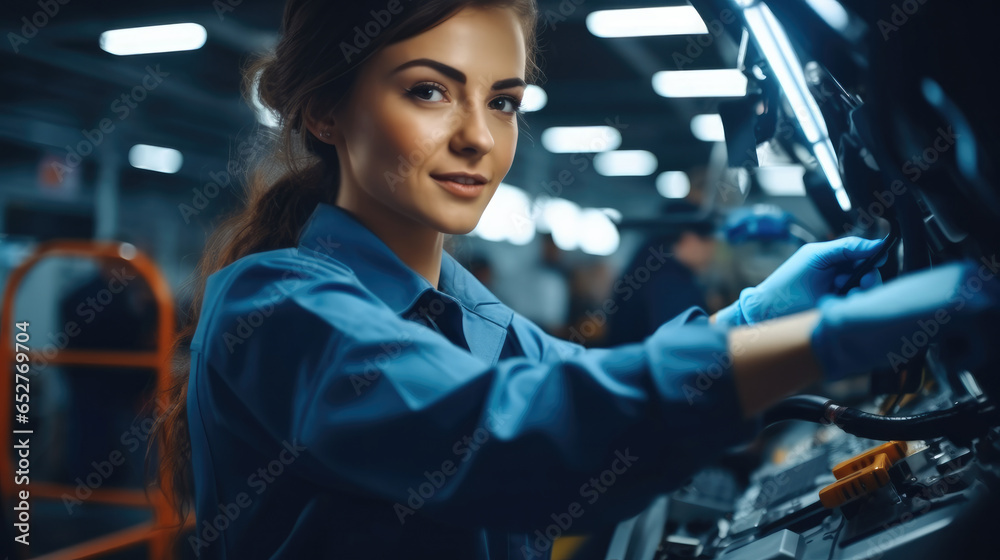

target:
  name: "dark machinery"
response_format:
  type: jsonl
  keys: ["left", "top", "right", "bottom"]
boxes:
{"left": 604, "top": 1, "right": 1000, "bottom": 558}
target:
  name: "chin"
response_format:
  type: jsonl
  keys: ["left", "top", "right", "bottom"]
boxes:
{"left": 440, "top": 218, "right": 481, "bottom": 236}
{"left": 421, "top": 209, "right": 482, "bottom": 236}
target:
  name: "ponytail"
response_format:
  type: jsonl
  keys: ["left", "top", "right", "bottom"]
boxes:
{"left": 147, "top": 142, "right": 339, "bottom": 536}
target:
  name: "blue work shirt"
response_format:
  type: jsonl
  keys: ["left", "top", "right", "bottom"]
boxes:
{"left": 187, "top": 202, "right": 760, "bottom": 559}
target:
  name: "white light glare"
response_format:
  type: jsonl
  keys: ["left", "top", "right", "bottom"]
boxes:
{"left": 742, "top": 5, "right": 825, "bottom": 143}
{"left": 757, "top": 165, "right": 807, "bottom": 196}
{"left": 475, "top": 194, "right": 621, "bottom": 254}
{"left": 805, "top": 0, "right": 850, "bottom": 32}
{"left": 541, "top": 198, "right": 581, "bottom": 250}
{"left": 472, "top": 183, "right": 534, "bottom": 245}
{"left": 657, "top": 171, "right": 691, "bottom": 199}
{"left": 128, "top": 144, "right": 183, "bottom": 174}
{"left": 652, "top": 69, "right": 748, "bottom": 98}
{"left": 251, "top": 69, "right": 280, "bottom": 128}
{"left": 690, "top": 114, "right": 726, "bottom": 143}
{"left": 577, "top": 209, "right": 620, "bottom": 256}
{"left": 586, "top": 6, "right": 708, "bottom": 38}
{"left": 541, "top": 126, "right": 622, "bottom": 153}
{"left": 594, "top": 150, "right": 658, "bottom": 177}
{"left": 100, "top": 23, "right": 207, "bottom": 56}
{"left": 520, "top": 85, "right": 547, "bottom": 112}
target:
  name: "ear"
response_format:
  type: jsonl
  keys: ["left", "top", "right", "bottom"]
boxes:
{"left": 304, "top": 113, "right": 338, "bottom": 145}
{"left": 304, "top": 98, "right": 340, "bottom": 145}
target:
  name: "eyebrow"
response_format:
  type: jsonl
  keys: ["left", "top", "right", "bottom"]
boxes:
{"left": 391, "top": 58, "right": 526, "bottom": 90}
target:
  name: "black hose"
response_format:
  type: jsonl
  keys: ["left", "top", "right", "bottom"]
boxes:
{"left": 762, "top": 395, "right": 997, "bottom": 441}
{"left": 762, "top": 395, "right": 831, "bottom": 425}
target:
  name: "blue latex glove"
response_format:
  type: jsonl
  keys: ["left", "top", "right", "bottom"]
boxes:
{"left": 715, "top": 236, "right": 886, "bottom": 327}
{"left": 811, "top": 260, "right": 1000, "bottom": 381}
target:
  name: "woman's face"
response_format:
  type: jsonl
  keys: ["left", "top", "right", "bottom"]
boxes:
{"left": 313, "top": 5, "right": 526, "bottom": 235}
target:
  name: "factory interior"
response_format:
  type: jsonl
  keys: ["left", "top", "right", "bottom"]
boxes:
{"left": 2, "top": 0, "right": 999, "bottom": 558}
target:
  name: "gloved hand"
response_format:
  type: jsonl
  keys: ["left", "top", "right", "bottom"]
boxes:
{"left": 714, "top": 236, "right": 886, "bottom": 327}
{"left": 811, "top": 260, "right": 1000, "bottom": 381}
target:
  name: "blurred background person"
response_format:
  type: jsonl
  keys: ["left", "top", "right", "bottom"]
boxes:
{"left": 600, "top": 200, "right": 718, "bottom": 347}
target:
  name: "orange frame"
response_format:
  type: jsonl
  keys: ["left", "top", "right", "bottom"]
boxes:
{"left": 0, "top": 240, "right": 191, "bottom": 559}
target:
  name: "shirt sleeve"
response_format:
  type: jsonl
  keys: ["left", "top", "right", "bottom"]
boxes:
{"left": 196, "top": 251, "right": 761, "bottom": 533}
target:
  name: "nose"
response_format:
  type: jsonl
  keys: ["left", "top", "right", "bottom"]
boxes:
{"left": 449, "top": 101, "right": 495, "bottom": 156}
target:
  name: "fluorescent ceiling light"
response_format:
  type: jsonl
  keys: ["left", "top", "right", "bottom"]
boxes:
{"left": 757, "top": 165, "right": 807, "bottom": 196}
{"left": 521, "top": 85, "right": 547, "bottom": 112}
{"left": 741, "top": 2, "right": 850, "bottom": 210}
{"left": 690, "top": 114, "right": 725, "bottom": 142}
{"left": 652, "top": 69, "right": 747, "bottom": 98}
{"left": 594, "top": 150, "right": 658, "bottom": 176}
{"left": 541, "top": 126, "right": 622, "bottom": 153}
{"left": 101, "top": 23, "right": 207, "bottom": 56}
{"left": 586, "top": 6, "right": 708, "bottom": 38}
{"left": 656, "top": 171, "right": 691, "bottom": 199}
{"left": 128, "top": 144, "right": 183, "bottom": 174}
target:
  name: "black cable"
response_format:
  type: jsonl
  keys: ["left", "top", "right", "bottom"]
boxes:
{"left": 762, "top": 395, "right": 998, "bottom": 441}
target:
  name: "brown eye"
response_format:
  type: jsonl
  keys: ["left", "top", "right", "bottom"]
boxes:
{"left": 406, "top": 83, "right": 446, "bottom": 102}
{"left": 491, "top": 96, "right": 522, "bottom": 114}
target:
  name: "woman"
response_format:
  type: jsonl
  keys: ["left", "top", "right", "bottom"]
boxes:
{"left": 152, "top": 1, "right": 997, "bottom": 558}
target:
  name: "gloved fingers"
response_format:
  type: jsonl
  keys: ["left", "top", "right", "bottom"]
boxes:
{"left": 831, "top": 269, "right": 880, "bottom": 290}
{"left": 833, "top": 272, "right": 851, "bottom": 291}
{"left": 858, "top": 269, "right": 882, "bottom": 290}
{"left": 811, "top": 236, "right": 884, "bottom": 269}
{"left": 837, "top": 236, "right": 885, "bottom": 259}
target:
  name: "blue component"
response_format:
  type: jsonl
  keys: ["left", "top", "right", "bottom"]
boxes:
{"left": 725, "top": 204, "right": 795, "bottom": 244}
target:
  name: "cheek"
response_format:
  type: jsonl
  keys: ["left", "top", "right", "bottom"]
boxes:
{"left": 344, "top": 120, "right": 408, "bottom": 195}
{"left": 489, "top": 123, "right": 518, "bottom": 173}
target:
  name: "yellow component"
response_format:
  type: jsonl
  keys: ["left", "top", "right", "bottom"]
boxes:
{"left": 552, "top": 536, "right": 589, "bottom": 560}
{"left": 832, "top": 441, "right": 907, "bottom": 479}
{"left": 772, "top": 448, "right": 788, "bottom": 465}
{"left": 820, "top": 453, "right": 891, "bottom": 508}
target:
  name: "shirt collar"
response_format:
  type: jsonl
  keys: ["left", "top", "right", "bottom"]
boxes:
{"left": 297, "top": 202, "right": 512, "bottom": 328}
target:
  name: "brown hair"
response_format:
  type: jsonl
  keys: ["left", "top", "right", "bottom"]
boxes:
{"left": 148, "top": 0, "right": 542, "bottom": 534}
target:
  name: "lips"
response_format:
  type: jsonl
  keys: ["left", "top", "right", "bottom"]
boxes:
{"left": 430, "top": 172, "right": 488, "bottom": 186}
